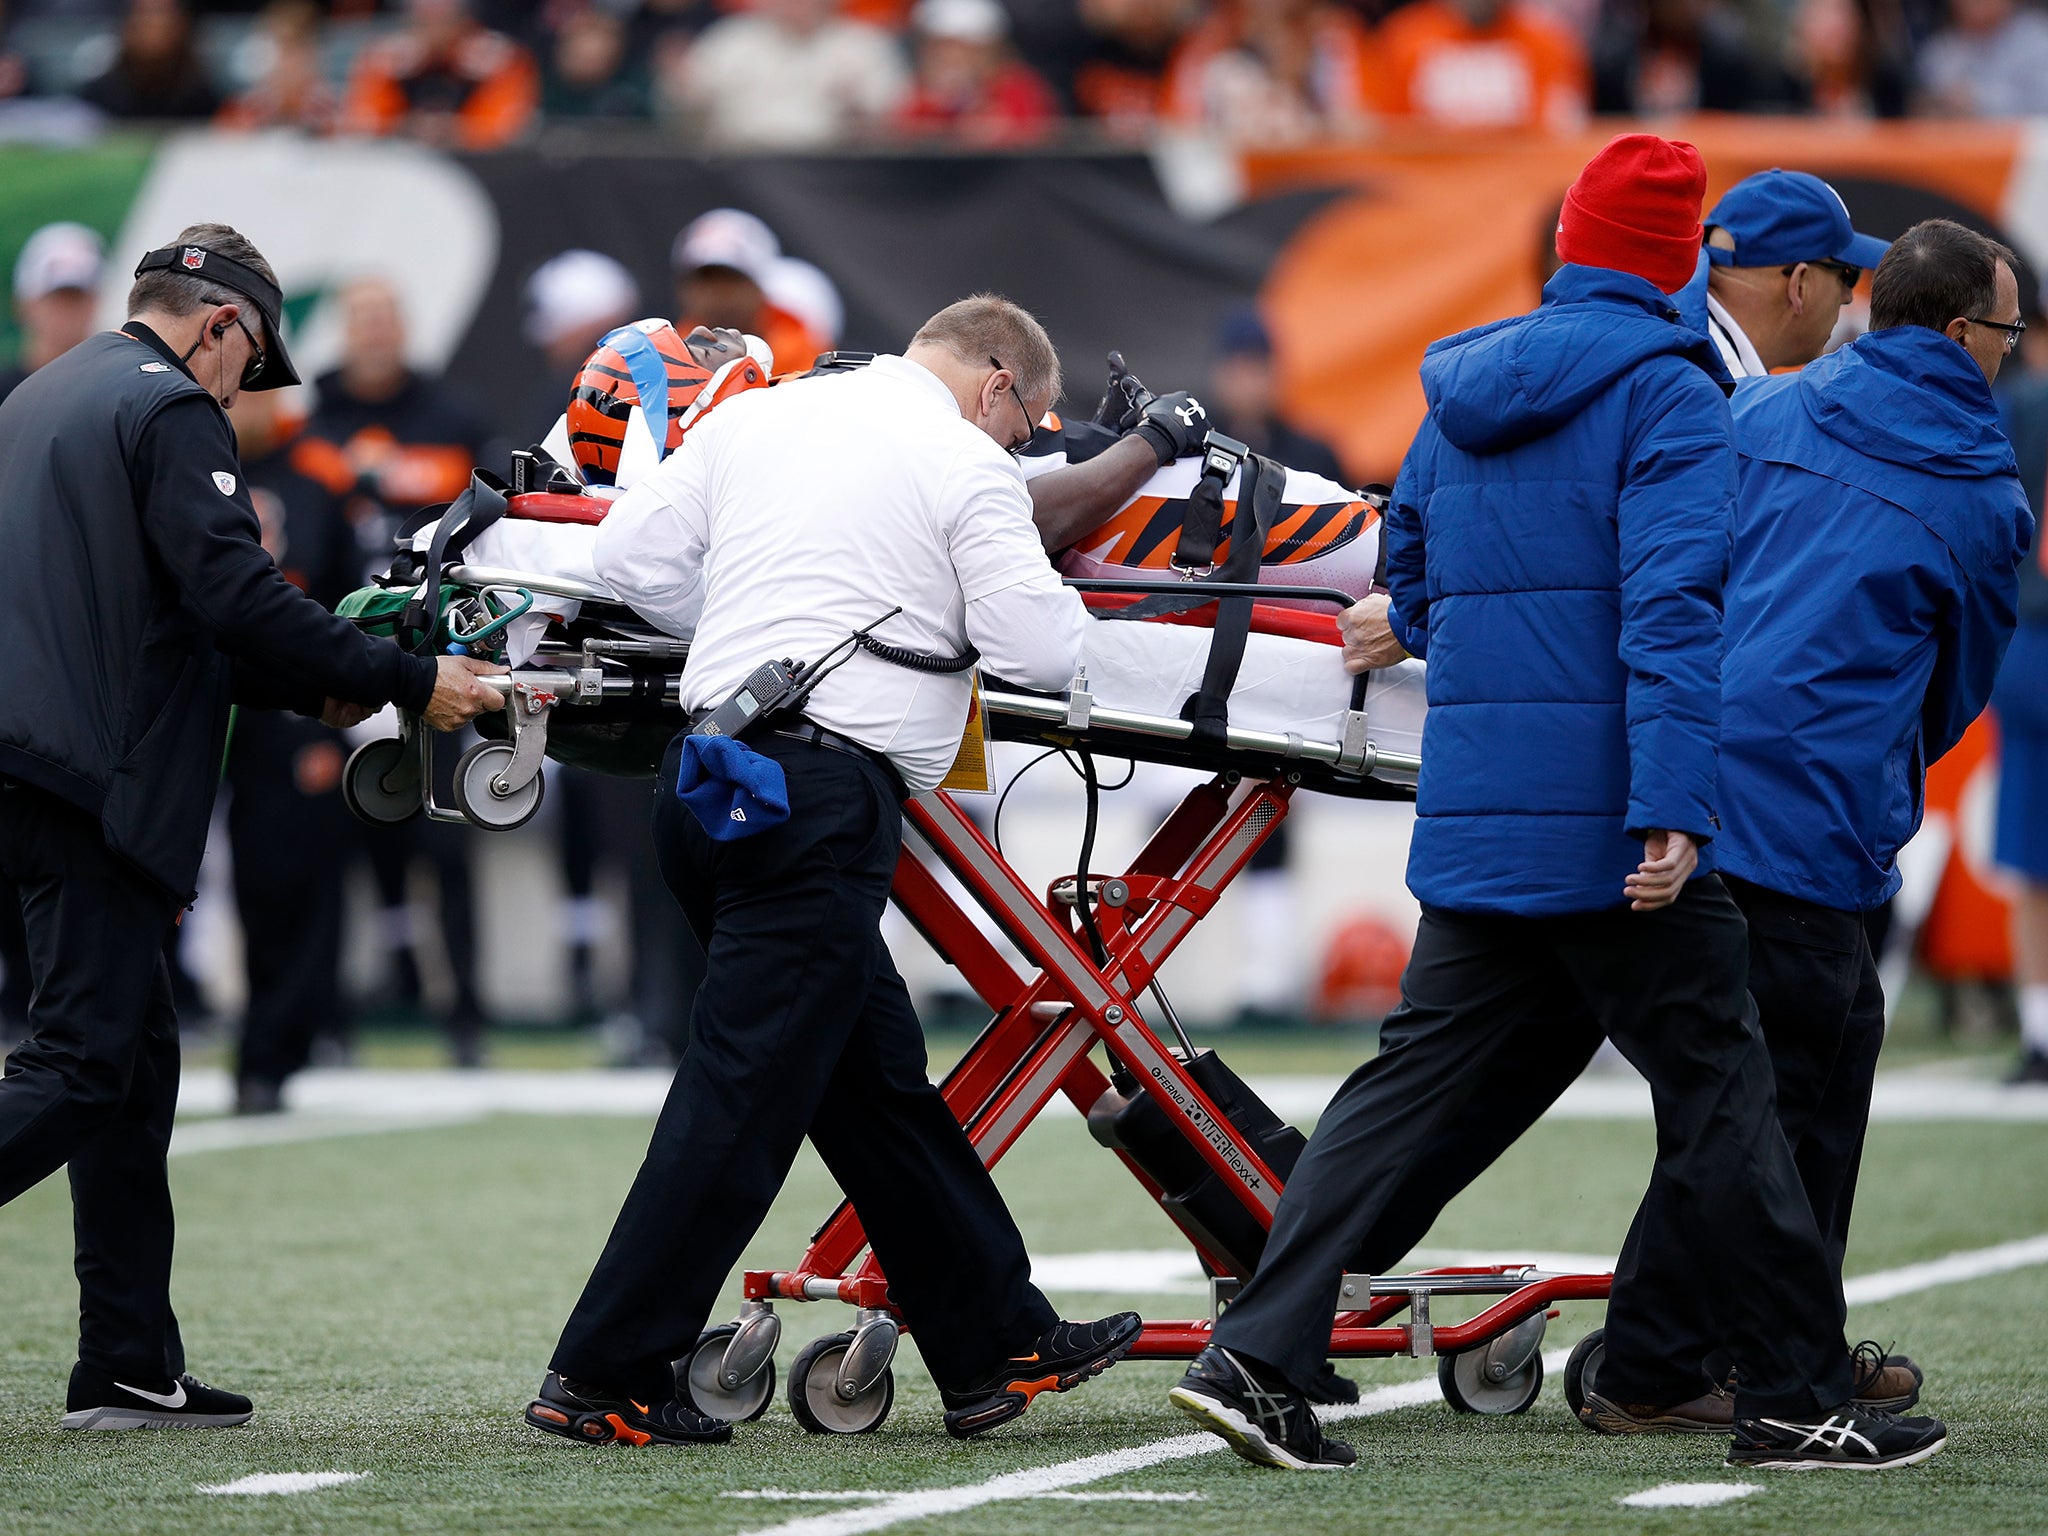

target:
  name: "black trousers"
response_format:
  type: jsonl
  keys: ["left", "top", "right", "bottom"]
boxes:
{"left": 551, "top": 733, "right": 1057, "bottom": 1403}
{"left": 0, "top": 780, "right": 186, "bottom": 1381}
{"left": 1599, "top": 874, "right": 1883, "bottom": 1405}
{"left": 228, "top": 715, "right": 350, "bottom": 1089}
{"left": 1212, "top": 878, "right": 1854, "bottom": 1419}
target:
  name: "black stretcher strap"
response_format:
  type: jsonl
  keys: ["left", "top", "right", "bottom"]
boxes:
{"left": 1181, "top": 451, "right": 1286, "bottom": 750}
{"left": 1169, "top": 432, "right": 1249, "bottom": 575}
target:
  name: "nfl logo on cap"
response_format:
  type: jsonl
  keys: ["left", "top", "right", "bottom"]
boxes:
{"left": 181, "top": 248, "right": 206, "bottom": 271}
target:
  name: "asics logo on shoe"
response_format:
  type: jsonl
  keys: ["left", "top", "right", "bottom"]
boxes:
{"left": 1220, "top": 1350, "right": 1298, "bottom": 1438}
{"left": 1758, "top": 1416, "right": 1878, "bottom": 1456}
{"left": 114, "top": 1380, "right": 187, "bottom": 1409}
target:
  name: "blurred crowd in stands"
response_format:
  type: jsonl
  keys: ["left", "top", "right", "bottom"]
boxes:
{"left": 0, "top": 0, "right": 2046, "bottom": 154}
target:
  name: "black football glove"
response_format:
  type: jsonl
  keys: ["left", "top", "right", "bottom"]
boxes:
{"left": 1131, "top": 391, "right": 1210, "bottom": 465}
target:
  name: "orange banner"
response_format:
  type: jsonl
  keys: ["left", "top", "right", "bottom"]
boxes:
{"left": 1244, "top": 118, "right": 2027, "bottom": 481}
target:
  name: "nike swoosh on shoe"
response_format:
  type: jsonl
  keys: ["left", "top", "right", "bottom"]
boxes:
{"left": 115, "top": 1381, "right": 188, "bottom": 1409}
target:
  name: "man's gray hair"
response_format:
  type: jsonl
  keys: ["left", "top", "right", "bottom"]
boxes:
{"left": 912, "top": 293, "right": 1061, "bottom": 406}
{"left": 126, "top": 222, "right": 277, "bottom": 320}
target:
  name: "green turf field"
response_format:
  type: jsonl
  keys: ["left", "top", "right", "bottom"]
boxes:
{"left": 2, "top": 1048, "right": 2045, "bottom": 1535}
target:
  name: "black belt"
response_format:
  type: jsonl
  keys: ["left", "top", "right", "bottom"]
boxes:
{"left": 686, "top": 711, "right": 906, "bottom": 800}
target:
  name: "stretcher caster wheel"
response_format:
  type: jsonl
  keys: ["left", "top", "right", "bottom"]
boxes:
{"left": 452, "top": 741, "right": 545, "bottom": 831}
{"left": 1562, "top": 1327, "right": 1604, "bottom": 1420}
{"left": 1439, "top": 1312, "right": 1546, "bottom": 1415}
{"left": 341, "top": 737, "right": 422, "bottom": 825}
{"left": 681, "top": 1323, "right": 777, "bottom": 1423}
{"left": 788, "top": 1332, "right": 894, "bottom": 1435}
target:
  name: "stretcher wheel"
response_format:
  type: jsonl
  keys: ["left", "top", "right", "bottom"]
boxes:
{"left": 680, "top": 1324, "right": 776, "bottom": 1423}
{"left": 1439, "top": 1312, "right": 1546, "bottom": 1415}
{"left": 451, "top": 741, "right": 545, "bottom": 831}
{"left": 788, "top": 1332, "right": 894, "bottom": 1435}
{"left": 341, "top": 737, "right": 422, "bottom": 826}
{"left": 1562, "top": 1327, "right": 1604, "bottom": 1420}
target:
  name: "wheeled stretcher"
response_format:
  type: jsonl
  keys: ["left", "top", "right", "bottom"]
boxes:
{"left": 339, "top": 473, "right": 1612, "bottom": 1435}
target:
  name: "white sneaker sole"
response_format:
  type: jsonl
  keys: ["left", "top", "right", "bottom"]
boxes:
{"left": 1728, "top": 1433, "right": 1947, "bottom": 1471}
{"left": 1167, "top": 1386, "right": 1352, "bottom": 1471}
{"left": 60, "top": 1407, "right": 253, "bottom": 1431}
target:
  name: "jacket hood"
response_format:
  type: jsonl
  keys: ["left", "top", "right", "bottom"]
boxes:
{"left": 1796, "top": 325, "right": 2014, "bottom": 478}
{"left": 1420, "top": 264, "right": 1724, "bottom": 455}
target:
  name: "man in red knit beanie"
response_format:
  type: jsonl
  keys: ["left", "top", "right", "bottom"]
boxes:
{"left": 1173, "top": 133, "right": 1948, "bottom": 1473}
{"left": 1554, "top": 132, "right": 1706, "bottom": 293}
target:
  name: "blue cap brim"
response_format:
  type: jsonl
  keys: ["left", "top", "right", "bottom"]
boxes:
{"left": 1838, "top": 231, "right": 1891, "bottom": 270}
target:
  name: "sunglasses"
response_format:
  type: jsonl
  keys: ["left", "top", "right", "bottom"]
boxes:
{"left": 233, "top": 314, "right": 268, "bottom": 387}
{"left": 1784, "top": 260, "right": 1862, "bottom": 290}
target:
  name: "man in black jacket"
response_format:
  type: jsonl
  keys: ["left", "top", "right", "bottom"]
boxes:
{"left": 0, "top": 222, "right": 503, "bottom": 1431}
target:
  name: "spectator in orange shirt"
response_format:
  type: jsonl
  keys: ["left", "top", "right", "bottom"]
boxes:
{"left": 1163, "top": 0, "right": 1376, "bottom": 142}
{"left": 670, "top": 208, "right": 825, "bottom": 372}
{"left": 896, "top": 0, "right": 1059, "bottom": 144}
{"left": 1374, "top": 0, "right": 1588, "bottom": 132}
{"left": 344, "top": 0, "right": 539, "bottom": 151}
{"left": 218, "top": 0, "right": 343, "bottom": 134}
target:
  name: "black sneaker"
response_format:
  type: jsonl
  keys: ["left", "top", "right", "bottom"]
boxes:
{"left": 61, "top": 1363, "right": 253, "bottom": 1430}
{"left": 939, "top": 1313, "right": 1142, "bottom": 1438}
{"left": 1728, "top": 1404, "right": 1946, "bottom": 1470}
{"left": 524, "top": 1371, "right": 733, "bottom": 1447}
{"left": 1850, "top": 1340, "right": 1923, "bottom": 1413}
{"left": 2007, "top": 1048, "right": 2048, "bottom": 1085}
{"left": 1169, "top": 1346, "right": 1357, "bottom": 1471}
{"left": 1303, "top": 1361, "right": 1360, "bottom": 1405}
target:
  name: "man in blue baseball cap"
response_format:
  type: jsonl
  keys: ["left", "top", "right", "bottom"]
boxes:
{"left": 1697, "top": 168, "right": 1890, "bottom": 379}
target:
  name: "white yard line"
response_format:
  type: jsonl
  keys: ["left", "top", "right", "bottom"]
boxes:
{"left": 1619, "top": 1483, "right": 1757, "bottom": 1509}
{"left": 171, "top": 1067, "right": 2048, "bottom": 1126}
{"left": 168, "top": 1110, "right": 480, "bottom": 1158}
{"left": 724, "top": 1490, "right": 1204, "bottom": 1504}
{"left": 195, "top": 1471, "right": 366, "bottom": 1496}
{"left": 1841, "top": 1232, "right": 2048, "bottom": 1305}
{"left": 732, "top": 1231, "right": 2048, "bottom": 1536}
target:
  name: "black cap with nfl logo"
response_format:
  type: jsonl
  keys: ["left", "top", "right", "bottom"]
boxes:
{"left": 132, "top": 240, "right": 300, "bottom": 390}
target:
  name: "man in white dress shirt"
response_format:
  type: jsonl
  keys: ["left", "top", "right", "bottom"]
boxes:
{"left": 1697, "top": 169, "right": 1890, "bottom": 380}
{"left": 526, "top": 295, "right": 1144, "bottom": 1450}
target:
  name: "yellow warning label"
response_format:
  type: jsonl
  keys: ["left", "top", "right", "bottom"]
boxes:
{"left": 939, "top": 673, "right": 994, "bottom": 794}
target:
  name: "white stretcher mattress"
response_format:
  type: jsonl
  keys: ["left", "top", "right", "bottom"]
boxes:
{"left": 449, "top": 518, "right": 1426, "bottom": 766}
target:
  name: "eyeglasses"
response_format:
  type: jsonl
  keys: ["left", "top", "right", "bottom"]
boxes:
{"left": 987, "top": 355, "right": 1036, "bottom": 456}
{"left": 233, "top": 314, "right": 267, "bottom": 387}
{"left": 1784, "top": 260, "right": 1862, "bottom": 290}
{"left": 1967, "top": 315, "right": 2028, "bottom": 354}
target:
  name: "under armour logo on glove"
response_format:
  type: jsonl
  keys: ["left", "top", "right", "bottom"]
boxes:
{"left": 1174, "top": 396, "right": 1204, "bottom": 428}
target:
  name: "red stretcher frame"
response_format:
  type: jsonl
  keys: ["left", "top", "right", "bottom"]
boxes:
{"left": 743, "top": 771, "right": 1612, "bottom": 1367}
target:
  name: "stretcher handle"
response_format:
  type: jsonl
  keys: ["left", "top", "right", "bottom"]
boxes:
{"left": 1063, "top": 578, "right": 1357, "bottom": 610}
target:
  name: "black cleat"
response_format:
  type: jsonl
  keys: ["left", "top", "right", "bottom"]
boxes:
{"left": 61, "top": 1363, "right": 252, "bottom": 1430}
{"left": 1728, "top": 1404, "right": 1946, "bottom": 1470}
{"left": 524, "top": 1371, "right": 732, "bottom": 1447}
{"left": 1169, "top": 1346, "right": 1357, "bottom": 1471}
{"left": 940, "top": 1313, "right": 1142, "bottom": 1438}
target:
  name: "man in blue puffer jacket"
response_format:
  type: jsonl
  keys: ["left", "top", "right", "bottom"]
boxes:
{"left": 1590, "top": 219, "right": 2034, "bottom": 1432}
{"left": 1173, "top": 135, "right": 1946, "bottom": 1474}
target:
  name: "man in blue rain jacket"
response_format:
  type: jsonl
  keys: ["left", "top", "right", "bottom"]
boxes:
{"left": 1590, "top": 218, "right": 2034, "bottom": 1434}
{"left": 1172, "top": 135, "right": 1943, "bottom": 1475}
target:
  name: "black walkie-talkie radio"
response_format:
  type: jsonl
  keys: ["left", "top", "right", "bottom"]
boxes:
{"left": 691, "top": 658, "right": 804, "bottom": 740}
